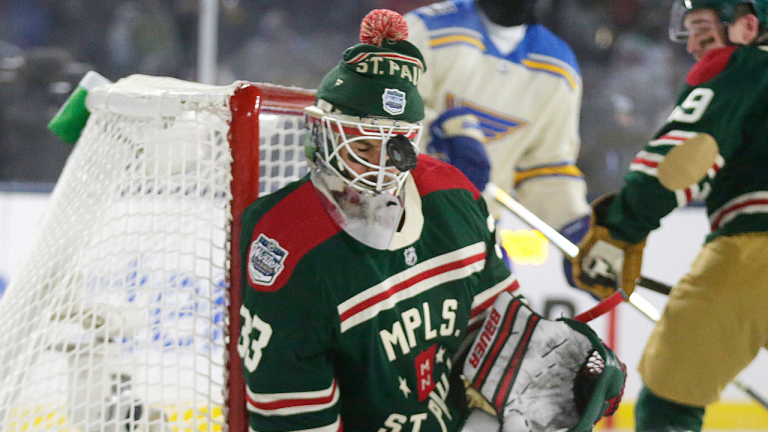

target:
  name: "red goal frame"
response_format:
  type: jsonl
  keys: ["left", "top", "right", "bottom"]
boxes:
{"left": 228, "top": 83, "right": 316, "bottom": 430}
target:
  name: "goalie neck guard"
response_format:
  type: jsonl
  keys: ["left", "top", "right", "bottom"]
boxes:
{"left": 304, "top": 9, "right": 426, "bottom": 249}
{"left": 462, "top": 292, "right": 626, "bottom": 432}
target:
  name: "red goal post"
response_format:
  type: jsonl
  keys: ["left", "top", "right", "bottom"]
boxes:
{"left": 0, "top": 75, "right": 315, "bottom": 432}
{"left": 229, "top": 82, "right": 316, "bottom": 431}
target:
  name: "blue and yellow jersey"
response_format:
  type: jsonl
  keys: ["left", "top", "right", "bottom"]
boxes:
{"left": 406, "top": 0, "right": 588, "bottom": 229}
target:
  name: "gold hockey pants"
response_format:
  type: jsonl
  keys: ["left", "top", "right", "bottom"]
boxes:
{"left": 638, "top": 232, "right": 768, "bottom": 406}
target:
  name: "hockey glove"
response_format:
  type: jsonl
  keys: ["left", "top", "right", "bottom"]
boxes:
{"left": 427, "top": 107, "right": 490, "bottom": 191}
{"left": 559, "top": 214, "right": 591, "bottom": 291}
{"left": 571, "top": 194, "right": 646, "bottom": 300}
{"left": 462, "top": 291, "right": 626, "bottom": 432}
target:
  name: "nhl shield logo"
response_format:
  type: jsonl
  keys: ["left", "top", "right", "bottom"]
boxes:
{"left": 382, "top": 88, "right": 406, "bottom": 116}
{"left": 248, "top": 234, "right": 288, "bottom": 286}
{"left": 404, "top": 246, "right": 417, "bottom": 266}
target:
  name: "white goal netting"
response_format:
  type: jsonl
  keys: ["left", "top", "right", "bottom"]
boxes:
{"left": 0, "top": 75, "right": 314, "bottom": 432}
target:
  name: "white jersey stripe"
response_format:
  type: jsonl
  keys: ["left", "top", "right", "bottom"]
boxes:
{"left": 338, "top": 242, "right": 486, "bottom": 315}
{"left": 629, "top": 163, "right": 658, "bottom": 177}
{"left": 471, "top": 273, "right": 519, "bottom": 311}
{"left": 665, "top": 130, "right": 699, "bottom": 138}
{"left": 712, "top": 203, "right": 768, "bottom": 230}
{"left": 635, "top": 150, "right": 664, "bottom": 163}
{"left": 674, "top": 188, "right": 694, "bottom": 208}
{"left": 246, "top": 380, "right": 339, "bottom": 417}
{"left": 340, "top": 259, "right": 487, "bottom": 333}
{"left": 707, "top": 155, "right": 725, "bottom": 179}
{"left": 648, "top": 130, "right": 698, "bottom": 147}
{"left": 629, "top": 151, "right": 662, "bottom": 177}
{"left": 709, "top": 191, "right": 768, "bottom": 230}
{"left": 675, "top": 189, "right": 687, "bottom": 208}
{"left": 648, "top": 138, "right": 684, "bottom": 147}
{"left": 468, "top": 273, "right": 519, "bottom": 330}
{"left": 247, "top": 379, "right": 336, "bottom": 404}
{"left": 249, "top": 416, "right": 341, "bottom": 432}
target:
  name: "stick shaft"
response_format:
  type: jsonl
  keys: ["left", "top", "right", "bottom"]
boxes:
{"left": 487, "top": 184, "right": 674, "bottom": 295}
{"left": 488, "top": 184, "right": 580, "bottom": 258}
{"left": 733, "top": 379, "right": 768, "bottom": 410}
{"left": 637, "top": 276, "right": 672, "bottom": 296}
{"left": 573, "top": 290, "right": 624, "bottom": 323}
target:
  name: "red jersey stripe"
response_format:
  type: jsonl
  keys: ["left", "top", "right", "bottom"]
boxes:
{"left": 339, "top": 252, "right": 486, "bottom": 323}
{"left": 246, "top": 380, "right": 338, "bottom": 411}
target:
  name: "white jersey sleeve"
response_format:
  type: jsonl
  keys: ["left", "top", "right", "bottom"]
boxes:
{"left": 405, "top": 11, "right": 441, "bottom": 145}
{"left": 406, "top": 0, "right": 589, "bottom": 229}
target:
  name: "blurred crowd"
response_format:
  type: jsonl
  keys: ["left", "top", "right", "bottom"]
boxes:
{"left": 0, "top": 0, "right": 695, "bottom": 198}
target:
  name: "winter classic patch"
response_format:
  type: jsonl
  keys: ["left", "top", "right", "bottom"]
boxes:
{"left": 248, "top": 234, "right": 288, "bottom": 286}
{"left": 382, "top": 88, "right": 406, "bottom": 115}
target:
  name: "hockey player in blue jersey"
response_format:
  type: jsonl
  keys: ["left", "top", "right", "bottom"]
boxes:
{"left": 405, "top": 0, "right": 590, "bottom": 288}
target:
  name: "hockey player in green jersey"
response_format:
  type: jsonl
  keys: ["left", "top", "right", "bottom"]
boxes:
{"left": 238, "top": 9, "right": 626, "bottom": 432}
{"left": 572, "top": 1, "right": 768, "bottom": 431}
{"left": 669, "top": 1, "right": 730, "bottom": 59}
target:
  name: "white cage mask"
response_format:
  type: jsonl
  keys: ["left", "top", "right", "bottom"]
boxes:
{"left": 304, "top": 102, "right": 423, "bottom": 249}
{"left": 305, "top": 103, "right": 422, "bottom": 195}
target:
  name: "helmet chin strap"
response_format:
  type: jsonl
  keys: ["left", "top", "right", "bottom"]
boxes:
{"left": 476, "top": 0, "right": 536, "bottom": 27}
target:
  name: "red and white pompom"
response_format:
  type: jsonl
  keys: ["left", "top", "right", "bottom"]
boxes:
{"left": 360, "top": 9, "right": 408, "bottom": 46}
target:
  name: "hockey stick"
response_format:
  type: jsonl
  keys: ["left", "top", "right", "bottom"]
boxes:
{"left": 484, "top": 183, "right": 661, "bottom": 320}
{"left": 733, "top": 380, "right": 768, "bottom": 410}
{"left": 485, "top": 183, "right": 768, "bottom": 411}
{"left": 636, "top": 276, "right": 672, "bottom": 296}
{"left": 485, "top": 184, "right": 672, "bottom": 297}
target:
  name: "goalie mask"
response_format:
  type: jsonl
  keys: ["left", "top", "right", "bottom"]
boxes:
{"left": 304, "top": 9, "right": 425, "bottom": 250}
{"left": 462, "top": 292, "right": 626, "bottom": 432}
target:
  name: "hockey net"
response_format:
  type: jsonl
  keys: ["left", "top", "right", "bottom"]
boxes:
{"left": 0, "top": 75, "right": 316, "bottom": 432}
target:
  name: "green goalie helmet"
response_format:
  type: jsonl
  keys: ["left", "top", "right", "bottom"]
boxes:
{"left": 305, "top": 9, "right": 425, "bottom": 196}
{"left": 302, "top": 9, "right": 426, "bottom": 250}
{"left": 669, "top": 0, "right": 768, "bottom": 42}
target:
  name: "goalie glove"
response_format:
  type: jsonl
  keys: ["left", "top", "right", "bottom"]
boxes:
{"left": 427, "top": 107, "right": 491, "bottom": 191}
{"left": 462, "top": 291, "right": 626, "bottom": 432}
{"left": 571, "top": 193, "right": 647, "bottom": 300}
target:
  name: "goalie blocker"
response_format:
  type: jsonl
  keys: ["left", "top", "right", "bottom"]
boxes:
{"left": 462, "top": 292, "right": 626, "bottom": 432}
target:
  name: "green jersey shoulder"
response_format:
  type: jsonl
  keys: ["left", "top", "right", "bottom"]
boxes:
{"left": 608, "top": 45, "right": 768, "bottom": 243}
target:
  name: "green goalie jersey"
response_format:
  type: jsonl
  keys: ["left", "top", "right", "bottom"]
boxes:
{"left": 605, "top": 45, "right": 768, "bottom": 243}
{"left": 239, "top": 155, "right": 517, "bottom": 432}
